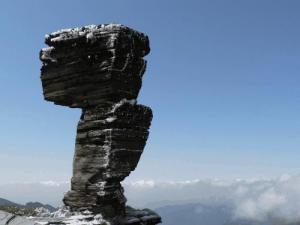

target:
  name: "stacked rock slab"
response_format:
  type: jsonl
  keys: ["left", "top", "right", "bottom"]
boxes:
{"left": 40, "top": 24, "right": 161, "bottom": 225}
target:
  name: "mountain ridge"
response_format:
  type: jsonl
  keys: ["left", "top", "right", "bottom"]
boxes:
{"left": 0, "top": 197, "right": 56, "bottom": 212}
{"left": 155, "top": 202, "right": 300, "bottom": 225}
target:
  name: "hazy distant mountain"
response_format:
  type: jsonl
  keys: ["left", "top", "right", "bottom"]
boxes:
{"left": 0, "top": 197, "right": 56, "bottom": 212}
{"left": 25, "top": 202, "right": 56, "bottom": 212}
{"left": 156, "top": 203, "right": 233, "bottom": 225}
{"left": 156, "top": 203, "right": 300, "bottom": 225}
{"left": 0, "top": 197, "right": 21, "bottom": 207}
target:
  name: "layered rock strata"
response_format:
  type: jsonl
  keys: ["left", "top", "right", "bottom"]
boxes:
{"left": 40, "top": 24, "right": 161, "bottom": 225}
{"left": 40, "top": 24, "right": 149, "bottom": 108}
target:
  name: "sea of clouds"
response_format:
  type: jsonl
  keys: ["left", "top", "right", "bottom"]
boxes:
{"left": 2, "top": 174, "right": 300, "bottom": 223}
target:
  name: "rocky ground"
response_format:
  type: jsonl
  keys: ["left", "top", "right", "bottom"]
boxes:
{"left": 0, "top": 210, "right": 35, "bottom": 225}
{"left": 0, "top": 206, "right": 161, "bottom": 225}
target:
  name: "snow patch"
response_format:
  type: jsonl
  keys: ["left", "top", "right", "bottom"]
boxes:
{"left": 34, "top": 207, "right": 51, "bottom": 217}
{"left": 47, "top": 24, "right": 123, "bottom": 44}
{"left": 33, "top": 208, "right": 110, "bottom": 225}
{"left": 62, "top": 212, "right": 109, "bottom": 225}
{"left": 40, "top": 47, "right": 57, "bottom": 62}
{"left": 105, "top": 117, "right": 117, "bottom": 123}
{"left": 110, "top": 99, "right": 137, "bottom": 113}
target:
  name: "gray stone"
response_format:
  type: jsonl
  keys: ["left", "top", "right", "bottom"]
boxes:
{"left": 40, "top": 23, "right": 161, "bottom": 225}
{"left": 0, "top": 211, "right": 36, "bottom": 225}
{"left": 40, "top": 24, "right": 149, "bottom": 108}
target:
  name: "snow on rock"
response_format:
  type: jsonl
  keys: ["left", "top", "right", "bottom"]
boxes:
{"left": 46, "top": 24, "right": 125, "bottom": 44}
{"left": 110, "top": 99, "right": 137, "bottom": 113}
{"left": 31, "top": 208, "right": 110, "bottom": 225}
{"left": 62, "top": 213, "right": 109, "bottom": 225}
{"left": 40, "top": 47, "right": 56, "bottom": 63}
{"left": 105, "top": 117, "right": 117, "bottom": 123}
{"left": 34, "top": 207, "right": 51, "bottom": 217}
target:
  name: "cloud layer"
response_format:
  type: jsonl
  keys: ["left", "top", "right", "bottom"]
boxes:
{"left": 125, "top": 175, "right": 300, "bottom": 223}
{"left": 2, "top": 175, "right": 300, "bottom": 223}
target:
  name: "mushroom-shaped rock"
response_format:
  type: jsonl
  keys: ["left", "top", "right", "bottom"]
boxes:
{"left": 40, "top": 24, "right": 161, "bottom": 225}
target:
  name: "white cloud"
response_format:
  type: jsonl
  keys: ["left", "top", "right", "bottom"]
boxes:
{"left": 125, "top": 175, "right": 300, "bottom": 223}
{"left": 2, "top": 175, "right": 300, "bottom": 223}
{"left": 39, "top": 181, "right": 68, "bottom": 187}
{"left": 125, "top": 180, "right": 156, "bottom": 189}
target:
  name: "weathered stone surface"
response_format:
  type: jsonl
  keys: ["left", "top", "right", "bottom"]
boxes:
{"left": 64, "top": 101, "right": 153, "bottom": 217}
{"left": 120, "top": 207, "right": 161, "bottom": 225}
{"left": 0, "top": 210, "right": 36, "bottom": 225}
{"left": 40, "top": 24, "right": 149, "bottom": 108}
{"left": 40, "top": 23, "right": 161, "bottom": 225}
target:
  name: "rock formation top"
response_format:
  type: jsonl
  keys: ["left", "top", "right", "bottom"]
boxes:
{"left": 40, "top": 24, "right": 150, "bottom": 108}
{"left": 44, "top": 24, "right": 150, "bottom": 56}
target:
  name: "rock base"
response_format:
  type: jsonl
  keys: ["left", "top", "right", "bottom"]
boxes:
{"left": 118, "top": 207, "right": 161, "bottom": 225}
{"left": 31, "top": 206, "right": 161, "bottom": 225}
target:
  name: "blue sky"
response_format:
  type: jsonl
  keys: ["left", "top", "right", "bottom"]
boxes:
{"left": 0, "top": 0, "right": 300, "bottom": 184}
